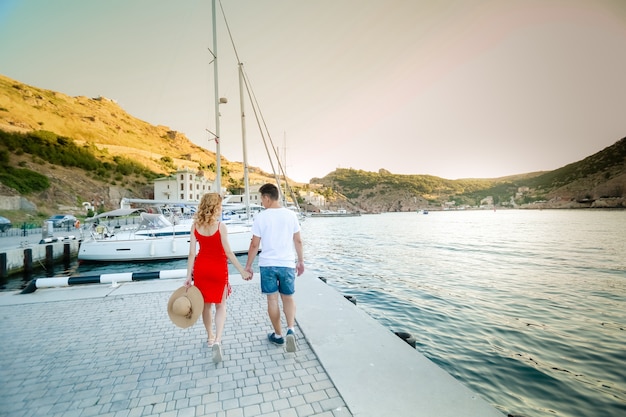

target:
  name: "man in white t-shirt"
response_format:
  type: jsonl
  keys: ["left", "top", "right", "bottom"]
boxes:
{"left": 245, "top": 183, "right": 304, "bottom": 352}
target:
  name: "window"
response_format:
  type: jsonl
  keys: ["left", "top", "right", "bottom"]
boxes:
{"left": 180, "top": 184, "right": 184, "bottom": 190}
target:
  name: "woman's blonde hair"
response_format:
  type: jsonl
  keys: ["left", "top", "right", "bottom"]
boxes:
{"left": 195, "top": 193, "right": 221, "bottom": 226}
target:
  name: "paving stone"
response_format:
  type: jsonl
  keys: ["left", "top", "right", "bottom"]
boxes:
{"left": 177, "top": 406, "right": 197, "bottom": 417}
{"left": 277, "top": 408, "right": 298, "bottom": 417}
{"left": 0, "top": 283, "right": 352, "bottom": 417}
{"left": 294, "top": 403, "right": 316, "bottom": 417}
{"left": 221, "top": 397, "right": 240, "bottom": 410}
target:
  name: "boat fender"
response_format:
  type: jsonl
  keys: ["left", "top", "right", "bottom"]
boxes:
{"left": 39, "top": 237, "right": 58, "bottom": 244}
{"left": 150, "top": 241, "right": 155, "bottom": 257}
{"left": 171, "top": 239, "right": 176, "bottom": 253}
{"left": 344, "top": 295, "right": 357, "bottom": 305}
{"left": 394, "top": 331, "right": 417, "bottom": 348}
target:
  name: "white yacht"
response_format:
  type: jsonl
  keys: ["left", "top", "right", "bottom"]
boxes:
{"left": 78, "top": 209, "right": 253, "bottom": 262}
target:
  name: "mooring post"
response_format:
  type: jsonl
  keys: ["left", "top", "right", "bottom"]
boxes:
{"left": 394, "top": 331, "right": 417, "bottom": 348}
{"left": 0, "top": 252, "right": 7, "bottom": 287}
{"left": 63, "top": 242, "right": 71, "bottom": 266}
{"left": 23, "top": 248, "right": 33, "bottom": 275}
{"left": 45, "top": 245, "right": 54, "bottom": 271}
{"left": 344, "top": 295, "right": 357, "bottom": 305}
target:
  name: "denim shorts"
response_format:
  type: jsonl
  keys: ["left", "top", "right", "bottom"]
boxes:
{"left": 260, "top": 266, "right": 296, "bottom": 295}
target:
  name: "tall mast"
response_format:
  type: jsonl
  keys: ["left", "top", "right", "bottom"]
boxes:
{"left": 239, "top": 62, "right": 250, "bottom": 220}
{"left": 283, "top": 132, "right": 287, "bottom": 205}
{"left": 212, "top": 0, "right": 222, "bottom": 193}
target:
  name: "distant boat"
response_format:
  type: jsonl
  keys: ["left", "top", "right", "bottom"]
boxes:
{"left": 310, "top": 209, "right": 361, "bottom": 218}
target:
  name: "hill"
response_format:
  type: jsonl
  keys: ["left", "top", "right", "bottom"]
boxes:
{"left": 1, "top": 73, "right": 624, "bottom": 223}
{"left": 525, "top": 138, "right": 626, "bottom": 205}
{"left": 0, "top": 74, "right": 211, "bottom": 174}
{"left": 0, "top": 74, "right": 281, "bottom": 222}
{"left": 312, "top": 138, "right": 626, "bottom": 212}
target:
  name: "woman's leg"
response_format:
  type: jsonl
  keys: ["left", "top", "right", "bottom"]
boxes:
{"left": 214, "top": 285, "right": 229, "bottom": 343}
{"left": 202, "top": 303, "right": 214, "bottom": 345}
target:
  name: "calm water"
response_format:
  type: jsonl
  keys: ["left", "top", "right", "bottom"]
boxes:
{"left": 10, "top": 209, "right": 626, "bottom": 417}
{"left": 301, "top": 210, "right": 626, "bottom": 417}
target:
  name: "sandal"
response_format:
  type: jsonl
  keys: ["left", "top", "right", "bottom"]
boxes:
{"left": 207, "top": 337, "right": 215, "bottom": 347}
{"left": 212, "top": 342, "right": 223, "bottom": 363}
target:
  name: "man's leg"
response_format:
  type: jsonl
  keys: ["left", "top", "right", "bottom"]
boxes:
{"left": 282, "top": 294, "right": 297, "bottom": 352}
{"left": 281, "top": 294, "right": 296, "bottom": 329}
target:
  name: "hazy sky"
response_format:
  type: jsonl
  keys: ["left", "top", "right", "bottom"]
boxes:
{"left": 1, "top": 0, "right": 625, "bottom": 183}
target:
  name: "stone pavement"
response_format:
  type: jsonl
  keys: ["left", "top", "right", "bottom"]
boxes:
{"left": 0, "top": 279, "right": 352, "bottom": 417}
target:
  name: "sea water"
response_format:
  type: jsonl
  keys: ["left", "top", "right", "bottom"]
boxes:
{"left": 301, "top": 209, "right": 626, "bottom": 417}
{"left": 10, "top": 209, "right": 626, "bottom": 417}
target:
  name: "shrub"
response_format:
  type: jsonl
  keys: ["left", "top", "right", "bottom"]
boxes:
{"left": 0, "top": 167, "right": 49, "bottom": 193}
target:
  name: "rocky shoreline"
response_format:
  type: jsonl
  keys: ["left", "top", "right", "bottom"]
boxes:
{"left": 519, "top": 197, "right": 626, "bottom": 210}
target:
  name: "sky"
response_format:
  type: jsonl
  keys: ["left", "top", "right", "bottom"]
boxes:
{"left": 1, "top": 0, "right": 625, "bottom": 183}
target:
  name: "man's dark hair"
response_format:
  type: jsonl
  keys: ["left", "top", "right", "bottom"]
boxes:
{"left": 259, "top": 183, "right": 279, "bottom": 201}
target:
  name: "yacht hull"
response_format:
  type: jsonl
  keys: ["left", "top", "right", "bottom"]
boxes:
{"left": 78, "top": 226, "right": 254, "bottom": 262}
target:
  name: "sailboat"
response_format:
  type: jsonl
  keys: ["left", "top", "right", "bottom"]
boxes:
{"left": 77, "top": 1, "right": 255, "bottom": 262}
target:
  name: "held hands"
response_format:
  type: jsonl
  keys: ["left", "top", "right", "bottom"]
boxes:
{"left": 242, "top": 266, "right": 254, "bottom": 281}
{"left": 240, "top": 269, "right": 253, "bottom": 281}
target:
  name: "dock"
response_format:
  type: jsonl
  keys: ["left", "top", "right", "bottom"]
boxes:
{"left": 0, "top": 270, "right": 503, "bottom": 417}
{"left": 0, "top": 230, "right": 80, "bottom": 280}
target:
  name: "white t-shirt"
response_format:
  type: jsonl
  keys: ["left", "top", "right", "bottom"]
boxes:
{"left": 252, "top": 207, "right": 300, "bottom": 268}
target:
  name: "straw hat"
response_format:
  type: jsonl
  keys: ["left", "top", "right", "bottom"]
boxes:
{"left": 167, "top": 286, "right": 204, "bottom": 328}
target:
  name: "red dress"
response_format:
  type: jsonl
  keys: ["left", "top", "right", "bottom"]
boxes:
{"left": 193, "top": 226, "right": 229, "bottom": 303}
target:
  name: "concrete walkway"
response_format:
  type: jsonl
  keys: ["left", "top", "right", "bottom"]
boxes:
{"left": 0, "top": 272, "right": 503, "bottom": 417}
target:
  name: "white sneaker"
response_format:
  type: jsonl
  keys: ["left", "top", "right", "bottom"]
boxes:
{"left": 285, "top": 329, "right": 297, "bottom": 353}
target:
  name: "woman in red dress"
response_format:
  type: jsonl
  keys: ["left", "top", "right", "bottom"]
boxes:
{"left": 185, "top": 193, "right": 251, "bottom": 362}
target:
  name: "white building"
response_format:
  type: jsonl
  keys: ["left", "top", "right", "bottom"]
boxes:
{"left": 153, "top": 170, "right": 268, "bottom": 204}
{"left": 480, "top": 196, "right": 494, "bottom": 208}
{"left": 299, "top": 190, "right": 326, "bottom": 207}
{"left": 153, "top": 169, "right": 215, "bottom": 202}
{"left": 153, "top": 170, "right": 323, "bottom": 209}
